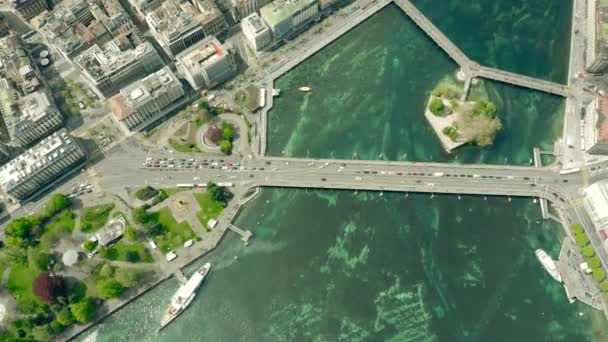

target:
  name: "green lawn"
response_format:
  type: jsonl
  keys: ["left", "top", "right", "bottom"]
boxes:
{"left": 100, "top": 242, "right": 154, "bottom": 263}
{"left": 45, "top": 210, "right": 75, "bottom": 234}
{"left": 234, "top": 85, "right": 260, "bottom": 112}
{"left": 194, "top": 192, "right": 224, "bottom": 231}
{"left": 7, "top": 264, "right": 45, "bottom": 313}
{"left": 160, "top": 188, "right": 188, "bottom": 197}
{"left": 169, "top": 138, "right": 201, "bottom": 153}
{"left": 80, "top": 203, "right": 115, "bottom": 233}
{"left": 150, "top": 207, "right": 198, "bottom": 253}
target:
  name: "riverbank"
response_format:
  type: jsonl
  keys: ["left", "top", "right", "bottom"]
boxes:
{"left": 64, "top": 187, "right": 260, "bottom": 341}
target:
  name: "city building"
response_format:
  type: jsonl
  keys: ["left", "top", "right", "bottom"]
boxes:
{"left": 128, "top": 0, "right": 163, "bottom": 21}
{"left": 146, "top": 0, "right": 206, "bottom": 57}
{"left": 12, "top": 0, "right": 49, "bottom": 21}
{"left": 195, "top": 0, "right": 228, "bottom": 37}
{"left": 9, "top": 91, "right": 63, "bottom": 147}
{"left": 33, "top": 0, "right": 137, "bottom": 60}
{"left": 241, "top": 12, "right": 271, "bottom": 52}
{"left": 176, "top": 37, "right": 236, "bottom": 90}
{"left": 585, "top": 0, "right": 608, "bottom": 73}
{"left": 74, "top": 39, "right": 163, "bottom": 97}
{"left": 230, "top": 0, "right": 272, "bottom": 21}
{"left": 0, "top": 33, "right": 42, "bottom": 95}
{"left": 0, "top": 128, "right": 85, "bottom": 202}
{"left": 584, "top": 96, "right": 608, "bottom": 154}
{"left": 0, "top": 33, "right": 62, "bottom": 147}
{"left": 584, "top": 180, "right": 608, "bottom": 227}
{"left": 318, "top": 0, "right": 340, "bottom": 10}
{"left": 260, "top": 0, "right": 318, "bottom": 40}
{"left": 107, "top": 67, "right": 185, "bottom": 131}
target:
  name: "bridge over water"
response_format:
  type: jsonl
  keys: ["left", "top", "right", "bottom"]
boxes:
{"left": 393, "top": 0, "right": 569, "bottom": 97}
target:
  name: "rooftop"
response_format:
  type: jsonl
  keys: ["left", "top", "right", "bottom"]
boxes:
{"left": 195, "top": 0, "right": 223, "bottom": 26}
{"left": 74, "top": 39, "right": 152, "bottom": 79}
{"left": 595, "top": 96, "right": 608, "bottom": 142}
{"left": 595, "top": 0, "right": 608, "bottom": 56}
{"left": 146, "top": 0, "right": 201, "bottom": 42}
{"left": 260, "top": 0, "right": 317, "bottom": 25}
{"left": 242, "top": 13, "right": 267, "bottom": 34}
{"left": 176, "top": 37, "right": 225, "bottom": 72}
{"left": 0, "top": 129, "right": 78, "bottom": 191}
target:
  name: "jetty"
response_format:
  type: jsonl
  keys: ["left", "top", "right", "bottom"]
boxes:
{"left": 228, "top": 224, "right": 253, "bottom": 242}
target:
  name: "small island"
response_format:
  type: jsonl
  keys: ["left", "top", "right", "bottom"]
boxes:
{"left": 424, "top": 78, "right": 502, "bottom": 152}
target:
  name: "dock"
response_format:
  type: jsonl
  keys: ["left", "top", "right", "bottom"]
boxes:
{"left": 174, "top": 269, "right": 187, "bottom": 284}
{"left": 557, "top": 238, "right": 604, "bottom": 312}
{"left": 228, "top": 224, "right": 253, "bottom": 243}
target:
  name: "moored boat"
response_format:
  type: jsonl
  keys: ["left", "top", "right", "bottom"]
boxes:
{"left": 535, "top": 249, "right": 562, "bottom": 283}
{"left": 159, "top": 262, "right": 211, "bottom": 329}
{"left": 298, "top": 86, "right": 312, "bottom": 92}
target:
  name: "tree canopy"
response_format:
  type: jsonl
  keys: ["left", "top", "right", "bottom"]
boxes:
{"left": 33, "top": 273, "right": 65, "bottom": 304}
{"left": 69, "top": 297, "right": 96, "bottom": 323}
{"left": 97, "top": 279, "right": 124, "bottom": 299}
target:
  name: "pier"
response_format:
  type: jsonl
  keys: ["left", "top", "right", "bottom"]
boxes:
{"left": 174, "top": 269, "right": 187, "bottom": 284}
{"left": 228, "top": 224, "right": 253, "bottom": 242}
{"left": 557, "top": 238, "right": 604, "bottom": 312}
{"left": 392, "top": 0, "right": 569, "bottom": 97}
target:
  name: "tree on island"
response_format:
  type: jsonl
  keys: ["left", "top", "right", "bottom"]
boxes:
{"left": 457, "top": 101, "right": 502, "bottom": 146}
{"left": 429, "top": 98, "right": 445, "bottom": 115}
{"left": 33, "top": 272, "right": 65, "bottom": 304}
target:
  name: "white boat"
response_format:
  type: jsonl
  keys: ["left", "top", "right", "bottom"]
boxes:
{"left": 159, "top": 263, "right": 211, "bottom": 329}
{"left": 535, "top": 249, "right": 562, "bottom": 283}
{"left": 298, "top": 86, "right": 312, "bottom": 92}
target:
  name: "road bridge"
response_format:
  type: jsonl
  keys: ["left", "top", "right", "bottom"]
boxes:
{"left": 393, "top": 0, "right": 569, "bottom": 97}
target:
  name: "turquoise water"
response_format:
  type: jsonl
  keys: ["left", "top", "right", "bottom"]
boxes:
{"left": 266, "top": 4, "right": 565, "bottom": 164}
{"left": 79, "top": 190, "right": 604, "bottom": 341}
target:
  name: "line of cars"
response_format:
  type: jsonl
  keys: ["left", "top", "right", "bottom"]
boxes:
{"left": 142, "top": 157, "right": 240, "bottom": 170}
{"left": 68, "top": 182, "right": 93, "bottom": 198}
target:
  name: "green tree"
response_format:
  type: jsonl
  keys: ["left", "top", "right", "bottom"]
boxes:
{"left": 49, "top": 321, "right": 64, "bottom": 334}
{"left": 581, "top": 246, "right": 595, "bottom": 257}
{"left": 6, "top": 217, "right": 33, "bottom": 241}
{"left": 55, "top": 306, "right": 75, "bottom": 326}
{"left": 67, "top": 280, "right": 87, "bottom": 304}
{"left": 83, "top": 240, "right": 98, "bottom": 253}
{"left": 221, "top": 122, "right": 234, "bottom": 141}
{"left": 587, "top": 257, "right": 601, "bottom": 269}
{"left": 576, "top": 233, "right": 590, "bottom": 247}
{"left": 32, "top": 324, "right": 51, "bottom": 341}
{"left": 28, "top": 248, "right": 51, "bottom": 271}
{"left": 600, "top": 282, "right": 608, "bottom": 292}
{"left": 42, "top": 194, "right": 71, "bottom": 219}
{"left": 132, "top": 206, "right": 149, "bottom": 224}
{"left": 219, "top": 140, "right": 232, "bottom": 154}
{"left": 594, "top": 268, "right": 606, "bottom": 282}
{"left": 124, "top": 227, "right": 137, "bottom": 241}
{"left": 428, "top": 98, "right": 444, "bottom": 115}
{"left": 98, "top": 264, "right": 114, "bottom": 278}
{"left": 571, "top": 224, "right": 585, "bottom": 235}
{"left": 125, "top": 250, "right": 140, "bottom": 263}
{"left": 97, "top": 279, "right": 124, "bottom": 299}
{"left": 135, "top": 186, "right": 158, "bottom": 201}
{"left": 484, "top": 102, "right": 497, "bottom": 118}
{"left": 69, "top": 298, "right": 96, "bottom": 323}
{"left": 115, "top": 268, "right": 140, "bottom": 287}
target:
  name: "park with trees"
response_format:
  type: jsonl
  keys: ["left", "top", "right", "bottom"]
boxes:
{"left": 0, "top": 193, "right": 153, "bottom": 341}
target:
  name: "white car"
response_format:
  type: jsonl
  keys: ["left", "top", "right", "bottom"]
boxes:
{"left": 165, "top": 251, "right": 177, "bottom": 261}
{"left": 183, "top": 240, "right": 194, "bottom": 248}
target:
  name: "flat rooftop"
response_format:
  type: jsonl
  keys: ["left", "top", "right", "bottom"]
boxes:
{"left": 176, "top": 37, "right": 225, "bottom": 72}
{"left": 0, "top": 129, "right": 78, "bottom": 190}
{"left": 260, "top": 0, "right": 317, "bottom": 25}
